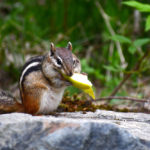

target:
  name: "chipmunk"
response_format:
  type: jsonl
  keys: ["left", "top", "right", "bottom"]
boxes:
{"left": 0, "top": 42, "right": 81, "bottom": 115}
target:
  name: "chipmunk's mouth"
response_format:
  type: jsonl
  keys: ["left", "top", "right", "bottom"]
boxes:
{"left": 58, "top": 72, "right": 72, "bottom": 85}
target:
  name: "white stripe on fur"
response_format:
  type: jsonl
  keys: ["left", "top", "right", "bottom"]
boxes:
{"left": 20, "top": 62, "right": 40, "bottom": 86}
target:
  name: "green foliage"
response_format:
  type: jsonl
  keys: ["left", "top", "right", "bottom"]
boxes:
{"left": 110, "top": 34, "right": 131, "bottom": 44}
{"left": 103, "top": 64, "right": 124, "bottom": 73}
{"left": 0, "top": 0, "right": 150, "bottom": 98}
{"left": 123, "top": 1, "right": 150, "bottom": 12}
{"left": 124, "top": 1, "right": 150, "bottom": 31}
{"left": 129, "top": 38, "right": 150, "bottom": 54}
{"left": 65, "top": 86, "right": 81, "bottom": 96}
{"left": 146, "top": 15, "right": 150, "bottom": 31}
{"left": 110, "top": 34, "right": 150, "bottom": 54}
{"left": 133, "top": 38, "right": 150, "bottom": 47}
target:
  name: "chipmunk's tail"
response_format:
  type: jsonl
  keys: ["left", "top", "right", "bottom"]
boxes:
{"left": 0, "top": 90, "right": 24, "bottom": 114}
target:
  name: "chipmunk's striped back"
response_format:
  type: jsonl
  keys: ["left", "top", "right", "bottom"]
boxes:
{"left": 19, "top": 56, "right": 44, "bottom": 89}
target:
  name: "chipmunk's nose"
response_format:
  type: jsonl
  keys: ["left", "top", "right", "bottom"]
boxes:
{"left": 63, "top": 60, "right": 73, "bottom": 76}
{"left": 67, "top": 71, "right": 73, "bottom": 76}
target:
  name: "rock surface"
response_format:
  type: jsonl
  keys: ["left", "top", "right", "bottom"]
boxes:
{"left": 0, "top": 110, "right": 150, "bottom": 150}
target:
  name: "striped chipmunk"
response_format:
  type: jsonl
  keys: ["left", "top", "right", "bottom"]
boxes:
{"left": 0, "top": 42, "right": 81, "bottom": 115}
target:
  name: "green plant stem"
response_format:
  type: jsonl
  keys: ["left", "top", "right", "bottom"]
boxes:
{"left": 95, "top": 1, "right": 127, "bottom": 69}
{"left": 110, "top": 48, "right": 150, "bottom": 96}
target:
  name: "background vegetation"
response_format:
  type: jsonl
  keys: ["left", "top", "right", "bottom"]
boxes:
{"left": 0, "top": 0, "right": 150, "bottom": 109}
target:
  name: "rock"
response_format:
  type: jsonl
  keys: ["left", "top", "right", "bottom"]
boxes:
{"left": 0, "top": 110, "right": 150, "bottom": 150}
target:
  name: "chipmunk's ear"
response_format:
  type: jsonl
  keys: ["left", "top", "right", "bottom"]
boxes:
{"left": 50, "top": 42, "right": 55, "bottom": 56}
{"left": 67, "top": 42, "right": 72, "bottom": 51}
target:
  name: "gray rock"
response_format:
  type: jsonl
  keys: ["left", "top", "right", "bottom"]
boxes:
{"left": 0, "top": 110, "right": 149, "bottom": 150}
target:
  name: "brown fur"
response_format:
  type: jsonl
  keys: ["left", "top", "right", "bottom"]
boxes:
{"left": 22, "top": 71, "right": 48, "bottom": 114}
{"left": 22, "top": 91, "right": 40, "bottom": 114}
{"left": 0, "top": 100, "right": 24, "bottom": 114}
{"left": 0, "top": 90, "right": 24, "bottom": 114}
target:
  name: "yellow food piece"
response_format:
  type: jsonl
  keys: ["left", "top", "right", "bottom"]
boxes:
{"left": 64, "top": 73, "right": 92, "bottom": 89}
{"left": 63, "top": 73, "right": 95, "bottom": 99}
{"left": 83, "top": 88, "right": 95, "bottom": 99}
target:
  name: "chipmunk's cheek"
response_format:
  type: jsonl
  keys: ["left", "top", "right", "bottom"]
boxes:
{"left": 61, "top": 69, "right": 65, "bottom": 75}
{"left": 57, "top": 69, "right": 72, "bottom": 86}
{"left": 59, "top": 72, "right": 67, "bottom": 80}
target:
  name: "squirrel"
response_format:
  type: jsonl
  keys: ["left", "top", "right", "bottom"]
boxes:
{"left": 0, "top": 42, "right": 81, "bottom": 115}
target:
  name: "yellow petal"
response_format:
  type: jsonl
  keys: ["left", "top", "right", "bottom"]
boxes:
{"left": 83, "top": 88, "right": 95, "bottom": 99}
{"left": 63, "top": 73, "right": 95, "bottom": 99}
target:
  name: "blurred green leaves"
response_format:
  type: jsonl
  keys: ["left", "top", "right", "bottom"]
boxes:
{"left": 0, "top": 0, "right": 150, "bottom": 97}
{"left": 124, "top": 1, "right": 150, "bottom": 31}
{"left": 110, "top": 34, "right": 150, "bottom": 54}
{"left": 123, "top": 1, "right": 150, "bottom": 12}
{"left": 128, "top": 38, "right": 150, "bottom": 54}
{"left": 103, "top": 64, "right": 124, "bottom": 73}
{"left": 110, "top": 34, "right": 131, "bottom": 44}
{"left": 146, "top": 15, "right": 150, "bottom": 31}
{"left": 132, "top": 38, "right": 150, "bottom": 47}
{"left": 81, "top": 59, "right": 104, "bottom": 81}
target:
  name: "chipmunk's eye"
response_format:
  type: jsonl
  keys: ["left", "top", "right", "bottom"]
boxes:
{"left": 56, "top": 58, "right": 62, "bottom": 66}
{"left": 73, "top": 59, "right": 79, "bottom": 67}
{"left": 73, "top": 60, "right": 76, "bottom": 64}
{"left": 73, "top": 60, "right": 76, "bottom": 66}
